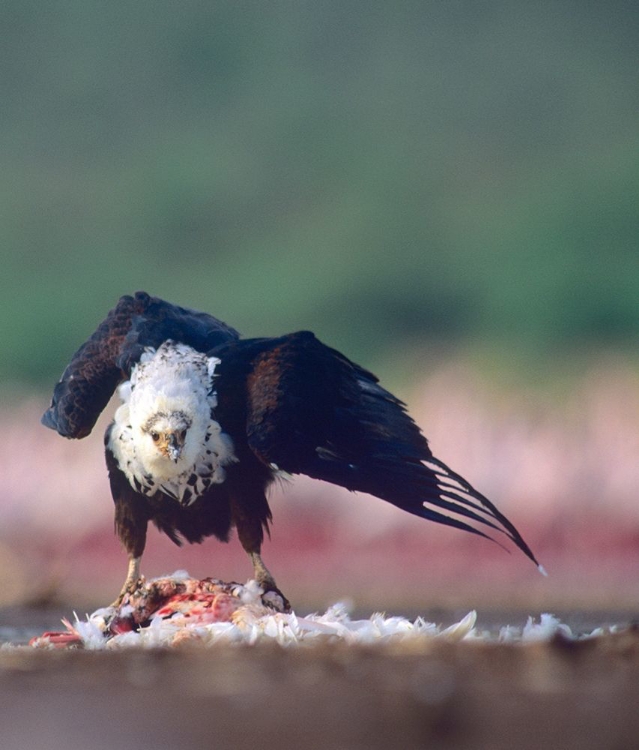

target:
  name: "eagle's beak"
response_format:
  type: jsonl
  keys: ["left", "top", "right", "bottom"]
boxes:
{"left": 167, "top": 433, "right": 183, "bottom": 463}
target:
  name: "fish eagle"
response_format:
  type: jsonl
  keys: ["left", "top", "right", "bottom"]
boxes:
{"left": 42, "top": 291, "right": 541, "bottom": 609}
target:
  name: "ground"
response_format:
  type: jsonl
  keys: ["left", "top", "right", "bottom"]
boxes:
{"left": 1, "top": 606, "right": 639, "bottom": 750}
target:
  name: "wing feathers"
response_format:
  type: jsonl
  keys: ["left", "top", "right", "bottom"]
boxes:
{"left": 42, "top": 291, "right": 239, "bottom": 439}
{"left": 236, "top": 331, "right": 539, "bottom": 567}
{"left": 42, "top": 293, "right": 147, "bottom": 438}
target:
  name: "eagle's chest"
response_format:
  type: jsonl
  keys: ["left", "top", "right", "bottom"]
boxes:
{"left": 109, "top": 416, "right": 236, "bottom": 505}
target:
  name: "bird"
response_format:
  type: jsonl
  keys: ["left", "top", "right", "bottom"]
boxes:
{"left": 42, "top": 291, "right": 542, "bottom": 610}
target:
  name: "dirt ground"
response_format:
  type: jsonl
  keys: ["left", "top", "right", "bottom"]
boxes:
{"left": 1, "top": 622, "right": 639, "bottom": 750}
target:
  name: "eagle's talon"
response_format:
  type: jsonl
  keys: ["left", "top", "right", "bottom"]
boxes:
{"left": 111, "top": 574, "right": 145, "bottom": 609}
{"left": 260, "top": 585, "right": 291, "bottom": 613}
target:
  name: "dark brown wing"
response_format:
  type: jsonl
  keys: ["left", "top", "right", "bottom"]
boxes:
{"left": 212, "top": 332, "right": 540, "bottom": 568}
{"left": 42, "top": 291, "right": 239, "bottom": 439}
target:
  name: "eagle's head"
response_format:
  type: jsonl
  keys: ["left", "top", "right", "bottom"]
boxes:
{"left": 130, "top": 400, "right": 206, "bottom": 481}
{"left": 142, "top": 411, "right": 192, "bottom": 464}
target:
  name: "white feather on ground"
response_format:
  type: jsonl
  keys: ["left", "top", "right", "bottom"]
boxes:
{"left": 24, "top": 571, "right": 612, "bottom": 650}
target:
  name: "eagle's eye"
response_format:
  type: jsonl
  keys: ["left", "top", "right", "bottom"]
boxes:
{"left": 178, "top": 429, "right": 187, "bottom": 442}
{"left": 150, "top": 431, "right": 160, "bottom": 442}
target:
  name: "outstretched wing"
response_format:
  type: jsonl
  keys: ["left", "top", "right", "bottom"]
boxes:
{"left": 42, "top": 291, "right": 239, "bottom": 439}
{"left": 218, "top": 331, "right": 540, "bottom": 567}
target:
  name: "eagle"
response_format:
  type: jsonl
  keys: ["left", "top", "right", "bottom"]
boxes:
{"left": 42, "top": 291, "right": 541, "bottom": 610}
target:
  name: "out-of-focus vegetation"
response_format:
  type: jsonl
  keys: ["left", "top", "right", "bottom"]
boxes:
{"left": 1, "top": 0, "right": 638, "bottom": 386}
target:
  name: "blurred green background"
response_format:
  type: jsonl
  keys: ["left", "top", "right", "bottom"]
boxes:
{"left": 2, "top": 0, "right": 638, "bottom": 386}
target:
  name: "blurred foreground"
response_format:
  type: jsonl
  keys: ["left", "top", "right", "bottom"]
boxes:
{"left": 2, "top": 354, "right": 639, "bottom": 614}
{"left": 2, "top": 630, "right": 639, "bottom": 750}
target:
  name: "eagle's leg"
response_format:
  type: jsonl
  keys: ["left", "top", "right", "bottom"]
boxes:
{"left": 246, "top": 551, "right": 290, "bottom": 612}
{"left": 111, "top": 488, "right": 149, "bottom": 608}
{"left": 111, "top": 556, "right": 143, "bottom": 608}
{"left": 228, "top": 470, "right": 291, "bottom": 611}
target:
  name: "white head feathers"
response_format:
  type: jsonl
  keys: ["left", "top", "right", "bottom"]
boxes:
{"left": 128, "top": 341, "right": 217, "bottom": 428}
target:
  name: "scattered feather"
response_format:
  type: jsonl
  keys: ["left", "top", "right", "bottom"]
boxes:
{"left": 23, "top": 572, "right": 614, "bottom": 651}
